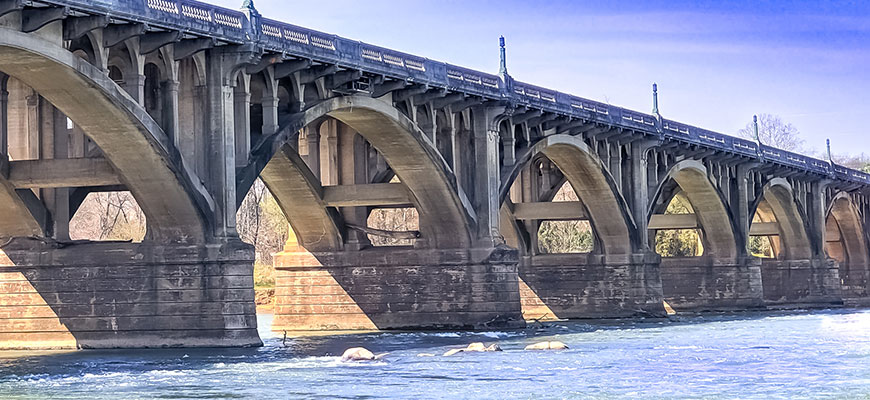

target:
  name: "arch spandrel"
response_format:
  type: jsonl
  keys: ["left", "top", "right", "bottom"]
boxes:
{"left": 501, "top": 134, "right": 636, "bottom": 255}
{"left": 0, "top": 27, "right": 211, "bottom": 243}
{"left": 661, "top": 160, "right": 738, "bottom": 259}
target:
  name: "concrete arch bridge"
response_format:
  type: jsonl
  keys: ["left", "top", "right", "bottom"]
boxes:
{"left": 0, "top": 0, "right": 867, "bottom": 348}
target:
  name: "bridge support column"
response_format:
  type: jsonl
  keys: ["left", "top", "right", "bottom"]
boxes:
{"left": 659, "top": 256, "right": 764, "bottom": 311}
{"left": 272, "top": 245, "right": 524, "bottom": 331}
{"left": 0, "top": 239, "right": 261, "bottom": 349}
{"left": 0, "top": 76, "right": 7, "bottom": 157}
{"left": 518, "top": 252, "right": 665, "bottom": 320}
{"left": 760, "top": 257, "right": 842, "bottom": 307}
{"left": 759, "top": 181, "right": 844, "bottom": 307}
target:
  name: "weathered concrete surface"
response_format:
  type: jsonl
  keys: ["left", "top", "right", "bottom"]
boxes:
{"left": 272, "top": 246, "right": 524, "bottom": 331}
{"left": 519, "top": 252, "right": 665, "bottom": 320}
{"left": 761, "top": 258, "right": 842, "bottom": 307}
{"left": 0, "top": 239, "right": 261, "bottom": 349}
{"left": 841, "top": 265, "right": 870, "bottom": 307}
{"left": 0, "top": 27, "right": 211, "bottom": 243}
{"left": 659, "top": 256, "right": 764, "bottom": 311}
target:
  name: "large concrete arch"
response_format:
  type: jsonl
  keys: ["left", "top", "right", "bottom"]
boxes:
{"left": 501, "top": 134, "right": 635, "bottom": 255}
{"left": 827, "top": 192, "right": 869, "bottom": 269}
{"left": 260, "top": 145, "right": 343, "bottom": 252}
{"left": 751, "top": 178, "right": 812, "bottom": 260}
{"left": 247, "top": 95, "right": 475, "bottom": 249}
{"left": 657, "top": 160, "right": 738, "bottom": 259}
{"left": 0, "top": 27, "right": 211, "bottom": 243}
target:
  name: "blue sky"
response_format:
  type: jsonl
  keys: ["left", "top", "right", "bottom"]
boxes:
{"left": 213, "top": 0, "right": 870, "bottom": 157}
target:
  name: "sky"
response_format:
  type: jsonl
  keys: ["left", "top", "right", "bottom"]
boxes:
{"left": 212, "top": 0, "right": 870, "bottom": 157}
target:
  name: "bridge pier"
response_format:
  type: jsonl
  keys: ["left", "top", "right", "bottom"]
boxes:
{"left": 518, "top": 252, "right": 665, "bottom": 320}
{"left": 659, "top": 256, "right": 764, "bottom": 311}
{"left": 760, "top": 257, "right": 842, "bottom": 307}
{"left": 0, "top": 239, "right": 261, "bottom": 349}
{"left": 272, "top": 245, "right": 524, "bottom": 331}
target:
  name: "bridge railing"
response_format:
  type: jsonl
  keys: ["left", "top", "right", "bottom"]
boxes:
{"left": 44, "top": 0, "right": 248, "bottom": 42}
{"left": 34, "top": 0, "right": 870, "bottom": 184}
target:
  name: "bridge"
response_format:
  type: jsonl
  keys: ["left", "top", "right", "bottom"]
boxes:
{"left": 0, "top": 0, "right": 867, "bottom": 349}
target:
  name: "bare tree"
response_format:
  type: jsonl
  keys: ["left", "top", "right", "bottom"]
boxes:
{"left": 738, "top": 114, "right": 805, "bottom": 153}
{"left": 70, "top": 191, "right": 146, "bottom": 241}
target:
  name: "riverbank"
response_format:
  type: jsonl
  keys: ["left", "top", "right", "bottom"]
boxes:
{"left": 255, "top": 287, "right": 275, "bottom": 313}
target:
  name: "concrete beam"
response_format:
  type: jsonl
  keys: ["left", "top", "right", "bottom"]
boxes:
{"left": 273, "top": 58, "right": 311, "bottom": 79}
{"left": 512, "top": 201, "right": 587, "bottom": 220}
{"left": 62, "top": 15, "right": 109, "bottom": 41}
{"left": 321, "top": 183, "right": 412, "bottom": 207}
{"left": 649, "top": 213, "right": 781, "bottom": 236}
{"left": 103, "top": 23, "right": 147, "bottom": 48}
{"left": 649, "top": 213, "right": 699, "bottom": 230}
{"left": 0, "top": 0, "right": 23, "bottom": 18}
{"left": 749, "top": 222, "right": 780, "bottom": 236}
{"left": 138, "top": 31, "right": 181, "bottom": 55}
{"left": 8, "top": 158, "right": 120, "bottom": 188}
{"left": 22, "top": 6, "right": 69, "bottom": 33}
{"left": 173, "top": 38, "right": 214, "bottom": 60}
{"left": 370, "top": 79, "right": 407, "bottom": 98}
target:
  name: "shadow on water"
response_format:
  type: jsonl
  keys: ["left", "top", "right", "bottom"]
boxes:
{"left": 0, "top": 307, "right": 861, "bottom": 382}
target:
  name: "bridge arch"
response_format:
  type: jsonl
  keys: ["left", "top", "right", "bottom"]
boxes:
{"left": 247, "top": 95, "right": 475, "bottom": 251}
{"left": 500, "top": 134, "right": 635, "bottom": 255}
{"left": 749, "top": 178, "right": 812, "bottom": 260}
{"left": 0, "top": 27, "right": 211, "bottom": 243}
{"left": 826, "top": 192, "right": 869, "bottom": 284}
{"left": 652, "top": 160, "right": 738, "bottom": 259}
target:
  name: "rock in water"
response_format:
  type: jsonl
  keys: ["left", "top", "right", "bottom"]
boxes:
{"left": 442, "top": 349, "right": 464, "bottom": 357}
{"left": 485, "top": 344, "right": 503, "bottom": 352}
{"left": 341, "top": 347, "right": 383, "bottom": 361}
{"left": 524, "top": 341, "right": 569, "bottom": 351}
{"left": 443, "top": 342, "right": 503, "bottom": 356}
{"left": 465, "top": 342, "right": 487, "bottom": 352}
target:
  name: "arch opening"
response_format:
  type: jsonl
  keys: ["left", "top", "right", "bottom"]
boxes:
{"left": 246, "top": 95, "right": 473, "bottom": 252}
{"left": 534, "top": 182, "right": 594, "bottom": 254}
{"left": 748, "top": 181, "right": 811, "bottom": 260}
{"left": 500, "top": 134, "right": 634, "bottom": 256}
{"left": 69, "top": 191, "right": 147, "bottom": 242}
{"left": 651, "top": 160, "right": 737, "bottom": 260}
{"left": 826, "top": 194, "right": 869, "bottom": 287}
{"left": 654, "top": 191, "right": 705, "bottom": 257}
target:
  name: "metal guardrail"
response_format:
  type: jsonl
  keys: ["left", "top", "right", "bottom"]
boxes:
{"left": 36, "top": 0, "right": 870, "bottom": 185}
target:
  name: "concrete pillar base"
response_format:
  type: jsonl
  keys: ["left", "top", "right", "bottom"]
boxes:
{"left": 660, "top": 256, "right": 765, "bottom": 311}
{"left": 272, "top": 245, "right": 524, "bottom": 331}
{"left": 761, "top": 257, "right": 843, "bottom": 307}
{"left": 840, "top": 266, "right": 870, "bottom": 306}
{"left": 519, "top": 252, "right": 665, "bottom": 320}
{"left": 0, "top": 239, "right": 262, "bottom": 349}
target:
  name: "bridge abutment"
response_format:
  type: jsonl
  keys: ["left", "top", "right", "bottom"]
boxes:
{"left": 0, "top": 239, "right": 261, "bottom": 349}
{"left": 272, "top": 245, "right": 524, "bottom": 332}
{"left": 659, "top": 256, "right": 764, "bottom": 311}
{"left": 518, "top": 252, "right": 666, "bottom": 320}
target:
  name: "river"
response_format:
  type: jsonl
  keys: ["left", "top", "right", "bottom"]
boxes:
{"left": 1, "top": 309, "right": 868, "bottom": 399}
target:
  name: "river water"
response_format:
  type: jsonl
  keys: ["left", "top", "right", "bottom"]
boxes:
{"left": 1, "top": 309, "right": 869, "bottom": 399}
